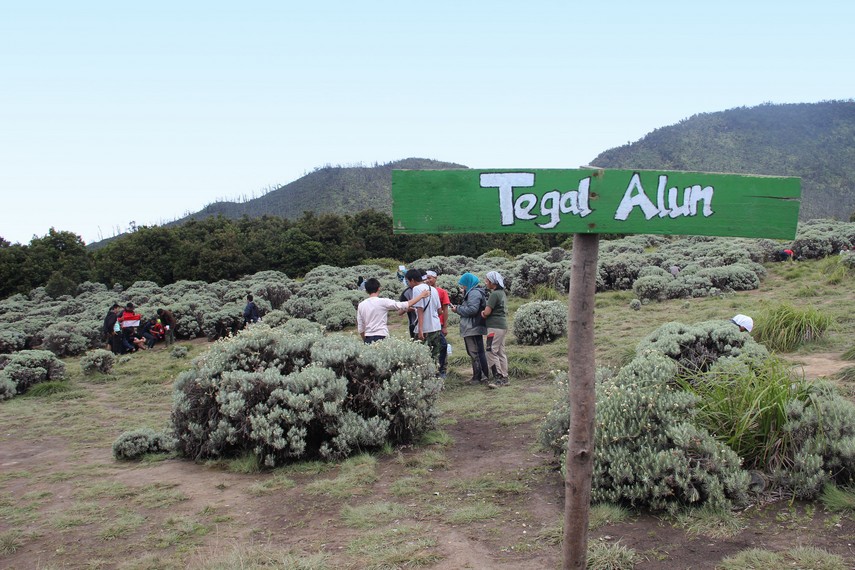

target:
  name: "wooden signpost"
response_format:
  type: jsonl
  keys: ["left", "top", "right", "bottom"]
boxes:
{"left": 392, "top": 167, "right": 801, "bottom": 569}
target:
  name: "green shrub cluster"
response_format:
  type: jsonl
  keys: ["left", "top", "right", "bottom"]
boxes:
{"left": 512, "top": 301, "right": 566, "bottom": 345}
{"left": 540, "top": 353, "right": 750, "bottom": 512}
{"left": 0, "top": 350, "right": 66, "bottom": 400}
{"left": 170, "top": 346, "right": 189, "bottom": 359}
{"left": 170, "top": 324, "right": 441, "bottom": 466}
{"left": 42, "top": 322, "right": 91, "bottom": 357}
{"left": 683, "top": 358, "right": 855, "bottom": 497}
{"left": 509, "top": 250, "right": 570, "bottom": 297}
{"left": 772, "top": 382, "right": 855, "bottom": 497}
{"left": 80, "top": 349, "right": 116, "bottom": 375}
{"left": 0, "top": 324, "right": 28, "bottom": 354}
{"left": 112, "top": 428, "right": 176, "bottom": 460}
{"left": 791, "top": 220, "right": 855, "bottom": 259}
{"left": 635, "top": 319, "right": 769, "bottom": 373}
{"left": 540, "top": 319, "right": 855, "bottom": 510}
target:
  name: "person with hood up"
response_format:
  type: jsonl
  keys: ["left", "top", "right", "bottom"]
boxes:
{"left": 451, "top": 272, "right": 489, "bottom": 385}
{"left": 481, "top": 271, "right": 509, "bottom": 388}
{"left": 731, "top": 314, "right": 754, "bottom": 333}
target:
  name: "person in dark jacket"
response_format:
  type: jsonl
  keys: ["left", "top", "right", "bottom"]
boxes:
{"left": 451, "top": 272, "right": 489, "bottom": 385}
{"left": 157, "top": 308, "right": 176, "bottom": 346}
{"left": 102, "top": 303, "right": 120, "bottom": 349}
{"left": 103, "top": 304, "right": 123, "bottom": 354}
{"left": 243, "top": 294, "right": 261, "bottom": 326}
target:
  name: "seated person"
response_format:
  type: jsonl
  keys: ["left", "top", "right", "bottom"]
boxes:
{"left": 123, "top": 326, "right": 147, "bottom": 351}
{"left": 121, "top": 326, "right": 137, "bottom": 353}
{"left": 141, "top": 318, "right": 164, "bottom": 349}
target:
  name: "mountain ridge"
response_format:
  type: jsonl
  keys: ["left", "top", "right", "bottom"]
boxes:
{"left": 92, "top": 100, "right": 855, "bottom": 249}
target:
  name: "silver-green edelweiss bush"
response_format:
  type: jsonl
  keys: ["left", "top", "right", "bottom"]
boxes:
{"left": 0, "top": 349, "right": 66, "bottom": 400}
{"left": 768, "top": 381, "right": 855, "bottom": 498}
{"left": 80, "top": 349, "right": 116, "bottom": 375}
{"left": 42, "top": 321, "right": 92, "bottom": 357}
{"left": 540, "top": 352, "right": 750, "bottom": 512}
{"left": 112, "top": 428, "right": 176, "bottom": 460}
{"left": 170, "top": 324, "right": 441, "bottom": 466}
{"left": 513, "top": 300, "right": 567, "bottom": 345}
{"left": 636, "top": 319, "right": 769, "bottom": 373}
{"left": 0, "top": 324, "right": 28, "bottom": 354}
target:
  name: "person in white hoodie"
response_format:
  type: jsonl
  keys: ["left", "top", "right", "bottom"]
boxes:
{"left": 731, "top": 314, "right": 754, "bottom": 333}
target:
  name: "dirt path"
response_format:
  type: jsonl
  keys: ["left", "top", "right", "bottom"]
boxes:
{"left": 782, "top": 351, "right": 851, "bottom": 380}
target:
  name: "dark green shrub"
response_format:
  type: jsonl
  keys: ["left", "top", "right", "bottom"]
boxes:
{"left": 695, "top": 264, "right": 760, "bottom": 291}
{"left": 479, "top": 249, "right": 513, "bottom": 260}
{"left": 80, "top": 349, "right": 116, "bottom": 375}
{"left": 200, "top": 306, "right": 243, "bottom": 341}
{"left": 791, "top": 220, "right": 854, "bottom": 259}
{"left": 243, "top": 270, "right": 294, "bottom": 309}
{"left": 597, "top": 252, "right": 647, "bottom": 291}
{"left": 263, "top": 309, "right": 290, "bottom": 328}
{"left": 512, "top": 301, "right": 566, "bottom": 345}
{"left": 510, "top": 253, "right": 563, "bottom": 297}
{"left": 171, "top": 325, "right": 441, "bottom": 466}
{"left": 112, "top": 428, "right": 176, "bottom": 460}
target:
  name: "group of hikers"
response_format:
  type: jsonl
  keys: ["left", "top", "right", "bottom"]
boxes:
{"left": 102, "top": 303, "right": 176, "bottom": 354}
{"left": 101, "top": 294, "right": 261, "bottom": 356}
{"left": 357, "top": 268, "right": 509, "bottom": 389}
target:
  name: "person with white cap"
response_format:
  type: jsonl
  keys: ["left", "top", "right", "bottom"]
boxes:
{"left": 731, "top": 314, "right": 754, "bottom": 333}
{"left": 425, "top": 270, "right": 450, "bottom": 379}
{"left": 482, "top": 271, "right": 509, "bottom": 388}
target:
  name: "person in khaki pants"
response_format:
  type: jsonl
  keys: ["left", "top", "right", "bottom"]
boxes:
{"left": 481, "top": 271, "right": 509, "bottom": 388}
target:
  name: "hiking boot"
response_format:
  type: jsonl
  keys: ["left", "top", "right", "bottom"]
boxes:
{"left": 488, "top": 376, "right": 509, "bottom": 389}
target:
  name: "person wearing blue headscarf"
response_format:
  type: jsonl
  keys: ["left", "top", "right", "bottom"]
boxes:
{"left": 450, "top": 272, "right": 489, "bottom": 385}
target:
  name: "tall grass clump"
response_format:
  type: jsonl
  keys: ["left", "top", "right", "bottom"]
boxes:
{"left": 752, "top": 303, "right": 835, "bottom": 352}
{"left": 680, "top": 357, "right": 812, "bottom": 471}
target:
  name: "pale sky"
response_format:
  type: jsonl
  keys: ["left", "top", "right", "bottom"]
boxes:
{"left": 2, "top": 1, "right": 853, "bottom": 245}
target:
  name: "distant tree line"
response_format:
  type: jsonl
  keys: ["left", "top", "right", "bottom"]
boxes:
{"left": 0, "top": 211, "right": 567, "bottom": 299}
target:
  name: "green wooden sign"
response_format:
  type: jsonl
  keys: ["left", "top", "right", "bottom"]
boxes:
{"left": 392, "top": 168, "right": 801, "bottom": 239}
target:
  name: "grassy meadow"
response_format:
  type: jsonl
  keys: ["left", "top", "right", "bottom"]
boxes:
{"left": 1, "top": 257, "right": 854, "bottom": 569}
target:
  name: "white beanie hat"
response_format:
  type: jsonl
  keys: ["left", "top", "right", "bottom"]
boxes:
{"left": 731, "top": 314, "right": 754, "bottom": 332}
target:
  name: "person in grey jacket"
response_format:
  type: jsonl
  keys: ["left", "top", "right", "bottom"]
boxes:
{"left": 451, "top": 272, "right": 489, "bottom": 385}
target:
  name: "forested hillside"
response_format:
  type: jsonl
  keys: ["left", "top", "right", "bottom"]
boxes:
{"left": 590, "top": 100, "right": 855, "bottom": 220}
{"left": 174, "top": 158, "right": 465, "bottom": 224}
